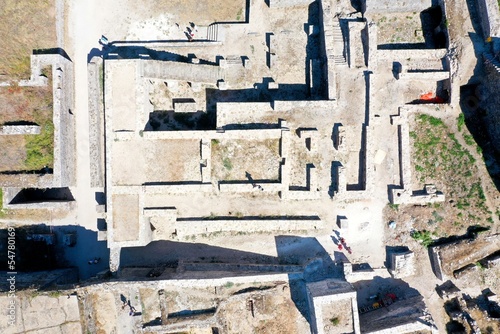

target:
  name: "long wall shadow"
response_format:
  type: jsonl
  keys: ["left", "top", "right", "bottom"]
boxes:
{"left": 275, "top": 235, "right": 338, "bottom": 329}
{"left": 120, "top": 240, "right": 279, "bottom": 269}
{"left": 458, "top": 0, "right": 500, "bottom": 190}
{"left": 305, "top": 0, "right": 326, "bottom": 99}
{"left": 0, "top": 224, "right": 109, "bottom": 283}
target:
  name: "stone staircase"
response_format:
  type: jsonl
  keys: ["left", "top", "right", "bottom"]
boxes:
{"left": 207, "top": 23, "right": 219, "bottom": 42}
{"left": 332, "top": 19, "right": 347, "bottom": 65}
{"left": 483, "top": 52, "right": 500, "bottom": 73}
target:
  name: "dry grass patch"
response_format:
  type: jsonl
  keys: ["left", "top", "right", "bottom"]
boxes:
{"left": 0, "top": 0, "right": 56, "bottom": 80}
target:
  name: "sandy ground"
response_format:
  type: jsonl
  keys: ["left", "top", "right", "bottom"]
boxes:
{"left": 0, "top": 293, "right": 81, "bottom": 334}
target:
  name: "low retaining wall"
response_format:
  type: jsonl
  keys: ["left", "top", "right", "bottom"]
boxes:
{"left": 0, "top": 125, "right": 40, "bottom": 135}
{"left": 173, "top": 218, "right": 322, "bottom": 237}
{"left": 88, "top": 57, "right": 105, "bottom": 188}
{"left": 269, "top": 0, "right": 313, "bottom": 8}
{"left": 365, "top": 0, "right": 432, "bottom": 14}
{"left": 140, "top": 59, "right": 222, "bottom": 84}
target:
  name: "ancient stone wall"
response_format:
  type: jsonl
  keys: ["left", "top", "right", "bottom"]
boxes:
{"left": 88, "top": 57, "right": 105, "bottom": 188}
{"left": 365, "top": 0, "right": 433, "bottom": 14}
{"left": 140, "top": 59, "right": 222, "bottom": 84}
{"left": 0, "top": 53, "right": 75, "bottom": 205}
{"left": 319, "top": 0, "right": 338, "bottom": 100}
{"left": 0, "top": 125, "right": 40, "bottom": 135}
{"left": 88, "top": 272, "right": 296, "bottom": 289}
{"left": 269, "top": 0, "right": 313, "bottom": 8}
{"left": 365, "top": 321, "right": 437, "bottom": 334}
{"left": 477, "top": 0, "right": 500, "bottom": 49}
{"left": 49, "top": 54, "right": 75, "bottom": 187}
{"left": 172, "top": 218, "right": 323, "bottom": 237}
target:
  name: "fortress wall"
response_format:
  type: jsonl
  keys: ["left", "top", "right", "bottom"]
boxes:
{"left": 173, "top": 218, "right": 323, "bottom": 237}
{"left": 49, "top": 55, "right": 76, "bottom": 187}
{"left": 141, "top": 128, "right": 282, "bottom": 140}
{"left": 377, "top": 49, "right": 447, "bottom": 61}
{"left": 88, "top": 272, "right": 296, "bottom": 290}
{"left": 365, "top": 0, "right": 432, "bottom": 14}
{"left": 88, "top": 58, "right": 105, "bottom": 188}
{"left": 269, "top": 0, "right": 313, "bottom": 8}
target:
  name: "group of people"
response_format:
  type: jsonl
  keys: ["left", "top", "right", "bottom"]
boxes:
{"left": 337, "top": 237, "right": 352, "bottom": 254}
{"left": 122, "top": 300, "right": 137, "bottom": 316}
{"left": 252, "top": 183, "right": 264, "bottom": 191}
{"left": 179, "top": 22, "right": 198, "bottom": 41}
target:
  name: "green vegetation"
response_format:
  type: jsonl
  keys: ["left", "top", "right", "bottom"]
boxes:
{"left": 211, "top": 139, "right": 219, "bottom": 145}
{"left": 411, "top": 230, "right": 433, "bottom": 248}
{"left": 463, "top": 134, "right": 475, "bottom": 146}
{"left": 475, "top": 261, "right": 486, "bottom": 270}
{"left": 203, "top": 212, "right": 217, "bottom": 220}
{"left": 48, "top": 290, "right": 62, "bottom": 298}
{"left": 222, "top": 157, "right": 233, "bottom": 170}
{"left": 330, "top": 317, "right": 340, "bottom": 326}
{"left": 5, "top": 55, "right": 31, "bottom": 80}
{"left": 99, "top": 63, "right": 104, "bottom": 89}
{"left": 432, "top": 211, "right": 444, "bottom": 223}
{"left": 224, "top": 281, "right": 234, "bottom": 289}
{"left": 236, "top": 7, "right": 243, "bottom": 21}
{"left": 457, "top": 113, "right": 465, "bottom": 132}
{"left": 412, "top": 114, "right": 480, "bottom": 187}
{"left": 24, "top": 121, "right": 54, "bottom": 170}
{"left": 388, "top": 203, "right": 399, "bottom": 211}
{"left": 409, "top": 114, "right": 492, "bottom": 236}
{"left": 419, "top": 114, "right": 444, "bottom": 126}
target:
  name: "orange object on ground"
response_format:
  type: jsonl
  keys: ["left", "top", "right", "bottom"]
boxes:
{"left": 420, "top": 92, "right": 445, "bottom": 103}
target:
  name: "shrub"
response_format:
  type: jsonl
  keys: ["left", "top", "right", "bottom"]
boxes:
{"left": 457, "top": 113, "right": 465, "bottom": 132}
{"left": 411, "top": 230, "right": 433, "bottom": 248}
{"left": 223, "top": 157, "right": 233, "bottom": 170}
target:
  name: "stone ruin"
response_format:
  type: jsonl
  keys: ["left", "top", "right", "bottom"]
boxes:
{"left": 1, "top": 53, "right": 76, "bottom": 211}
{"left": 388, "top": 250, "right": 416, "bottom": 279}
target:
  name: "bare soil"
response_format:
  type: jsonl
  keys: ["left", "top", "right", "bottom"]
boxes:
{"left": 321, "top": 299, "right": 353, "bottom": 333}
{"left": 211, "top": 139, "right": 281, "bottom": 181}
{"left": 372, "top": 12, "right": 426, "bottom": 45}
{"left": 111, "top": 139, "right": 201, "bottom": 185}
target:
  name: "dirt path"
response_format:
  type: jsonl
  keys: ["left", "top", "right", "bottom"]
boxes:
{"left": 64, "top": 0, "right": 110, "bottom": 280}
